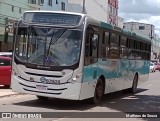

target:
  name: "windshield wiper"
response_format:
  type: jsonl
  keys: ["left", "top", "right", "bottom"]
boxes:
{"left": 47, "top": 28, "right": 67, "bottom": 56}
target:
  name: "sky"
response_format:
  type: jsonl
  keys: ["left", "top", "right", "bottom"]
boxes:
{"left": 118, "top": 0, "right": 160, "bottom": 35}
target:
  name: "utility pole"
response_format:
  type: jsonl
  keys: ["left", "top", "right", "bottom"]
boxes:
{"left": 4, "top": 17, "right": 9, "bottom": 45}
{"left": 82, "top": 0, "right": 86, "bottom": 13}
{"left": 150, "top": 25, "right": 154, "bottom": 59}
{"left": 131, "top": 22, "right": 133, "bottom": 31}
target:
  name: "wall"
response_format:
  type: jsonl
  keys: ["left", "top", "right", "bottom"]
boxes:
{"left": 68, "top": 0, "right": 109, "bottom": 23}
{"left": 123, "top": 22, "right": 160, "bottom": 60}
{"left": 40, "top": 0, "right": 69, "bottom": 11}
{"left": 118, "top": 16, "right": 124, "bottom": 28}
{"left": 0, "top": 0, "right": 40, "bottom": 51}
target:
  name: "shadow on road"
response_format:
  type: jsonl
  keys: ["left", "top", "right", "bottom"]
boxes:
{"left": 13, "top": 88, "right": 160, "bottom": 121}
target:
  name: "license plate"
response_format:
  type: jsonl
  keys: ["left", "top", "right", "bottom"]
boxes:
{"left": 36, "top": 85, "right": 47, "bottom": 90}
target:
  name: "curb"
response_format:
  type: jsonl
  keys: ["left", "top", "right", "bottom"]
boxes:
{"left": 0, "top": 93, "right": 25, "bottom": 98}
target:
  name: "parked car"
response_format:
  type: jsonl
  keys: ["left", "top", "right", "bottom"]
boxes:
{"left": 0, "top": 56, "right": 12, "bottom": 86}
{"left": 0, "top": 52, "right": 12, "bottom": 58}
{"left": 150, "top": 62, "right": 156, "bottom": 73}
{"left": 154, "top": 63, "right": 160, "bottom": 71}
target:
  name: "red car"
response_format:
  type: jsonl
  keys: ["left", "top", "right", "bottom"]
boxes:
{"left": 0, "top": 56, "right": 12, "bottom": 86}
{"left": 155, "top": 63, "right": 160, "bottom": 71}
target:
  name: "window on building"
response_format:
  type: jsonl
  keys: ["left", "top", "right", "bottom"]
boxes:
{"left": 38, "top": 0, "right": 44, "bottom": 5}
{"left": 28, "top": 0, "right": 36, "bottom": 4}
{"left": 41, "top": 0, "right": 44, "bottom": 4}
{"left": 61, "top": 2, "right": 65, "bottom": 11}
{"left": 48, "top": 0, "right": 52, "bottom": 6}
{"left": 19, "top": 8, "right": 22, "bottom": 14}
{"left": 12, "top": 6, "right": 14, "bottom": 12}
{"left": 113, "top": 8, "right": 117, "bottom": 16}
{"left": 109, "top": 5, "right": 112, "bottom": 13}
{"left": 139, "top": 26, "right": 145, "bottom": 30}
{"left": 56, "top": 0, "right": 58, "bottom": 4}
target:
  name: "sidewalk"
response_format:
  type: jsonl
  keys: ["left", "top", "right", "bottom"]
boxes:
{"left": 0, "top": 85, "right": 20, "bottom": 98}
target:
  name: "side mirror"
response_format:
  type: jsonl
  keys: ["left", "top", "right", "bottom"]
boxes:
{"left": 4, "top": 31, "right": 8, "bottom": 44}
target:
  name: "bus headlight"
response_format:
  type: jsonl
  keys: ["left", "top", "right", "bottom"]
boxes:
{"left": 71, "top": 73, "right": 82, "bottom": 83}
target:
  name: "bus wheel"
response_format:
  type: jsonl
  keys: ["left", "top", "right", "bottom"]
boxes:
{"left": 92, "top": 78, "right": 104, "bottom": 104}
{"left": 36, "top": 96, "right": 49, "bottom": 101}
{"left": 130, "top": 74, "right": 138, "bottom": 93}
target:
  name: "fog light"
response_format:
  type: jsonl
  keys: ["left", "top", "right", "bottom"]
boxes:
{"left": 72, "top": 73, "right": 82, "bottom": 82}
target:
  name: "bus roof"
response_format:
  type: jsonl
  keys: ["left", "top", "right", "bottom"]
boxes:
{"left": 24, "top": 10, "right": 86, "bottom": 17}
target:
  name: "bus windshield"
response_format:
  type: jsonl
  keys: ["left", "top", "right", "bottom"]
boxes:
{"left": 15, "top": 26, "right": 82, "bottom": 67}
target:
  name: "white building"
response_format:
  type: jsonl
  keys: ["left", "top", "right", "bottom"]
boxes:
{"left": 39, "top": 0, "right": 69, "bottom": 11}
{"left": 118, "top": 16, "right": 124, "bottom": 28}
{"left": 68, "top": 0, "right": 120, "bottom": 27}
{"left": 39, "top": 0, "right": 123, "bottom": 28}
{"left": 123, "top": 22, "right": 155, "bottom": 38}
{"left": 123, "top": 22, "right": 160, "bottom": 60}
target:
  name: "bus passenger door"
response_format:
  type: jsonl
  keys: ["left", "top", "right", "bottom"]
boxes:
{"left": 81, "top": 27, "right": 99, "bottom": 99}
{"left": 83, "top": 28, "right": 99, "bottom": 82}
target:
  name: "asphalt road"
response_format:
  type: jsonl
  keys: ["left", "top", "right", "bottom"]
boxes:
{"left": 0, "top": 72, "right": 160, "bottom": 121}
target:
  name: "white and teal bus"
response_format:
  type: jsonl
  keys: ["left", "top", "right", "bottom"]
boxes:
{"left": 11, "top": 11, "right": 151, "bottom": 104}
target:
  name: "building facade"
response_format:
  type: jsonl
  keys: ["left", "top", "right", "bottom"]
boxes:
{"left": 68, "top": 0, "right": 121, "bottom": 27}
{"left": 118, "top": 16, "right": 124, "bottom": 28}
{"left": 39, "top": 0, "right": 69, "bottom": 11}
{"left": 36, "top": 0, "right": 123, "bottom": 28}
{"left": 0, "top": 0, "right": 40, "bottom": 52}
{"left": 123, "top": 22, "right": 160, "bottom": 60}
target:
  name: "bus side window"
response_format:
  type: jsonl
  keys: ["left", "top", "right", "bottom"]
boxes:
{"left": 85, "top": 27, "right": 99, "bottom": 65}
{"left": 120, "top": 36, "right": 128, "bottom": 58}
{"left": 108, "top": 33, "right": 120, "bottom": 59}
{"left": 102, "top": 31, "right": 109, "bottom": 58}
{"left": 85, "top": 30, "right": 93, "bottom": 57}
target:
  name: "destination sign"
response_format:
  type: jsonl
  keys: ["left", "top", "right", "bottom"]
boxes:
{"left": 23, "top": 12, "right": 81, "bottom": 26}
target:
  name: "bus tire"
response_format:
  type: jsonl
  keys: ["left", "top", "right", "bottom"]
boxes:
{"left": 92, "top": 78, "right": 104, "bottom": 104}
{"left": 36, "top": 95, "right": 49, "bottom": 100}
{"left": 130, "top": 74, "right": 138, "bottom": 94}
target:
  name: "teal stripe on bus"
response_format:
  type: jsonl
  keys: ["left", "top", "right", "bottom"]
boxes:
{"left": 82, "top": 59, "right": 150, "bottom": 83}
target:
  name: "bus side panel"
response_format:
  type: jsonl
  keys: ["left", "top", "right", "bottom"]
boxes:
{"left": 123, "top": 59, "right": 135, "bottom": 89}
{"left": 107, "top": 59, "right": 125, "bottom": 92}
{"left": 135, "top": 60, "right": 150, "bottom": 85}
{"left": 79, "top": 59, "right": 150, "bottom": 100}
{"left": 79, "top": 59, "right": 124, "bottom": 100}
{"left": 79, "top": 63, "right": 98, "bottom": 100}
{"left": 123, "top": 59, "right": 150, "bottom": 90}
{"left": 119, "top": 58, "right": 130, "bottom": 90}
